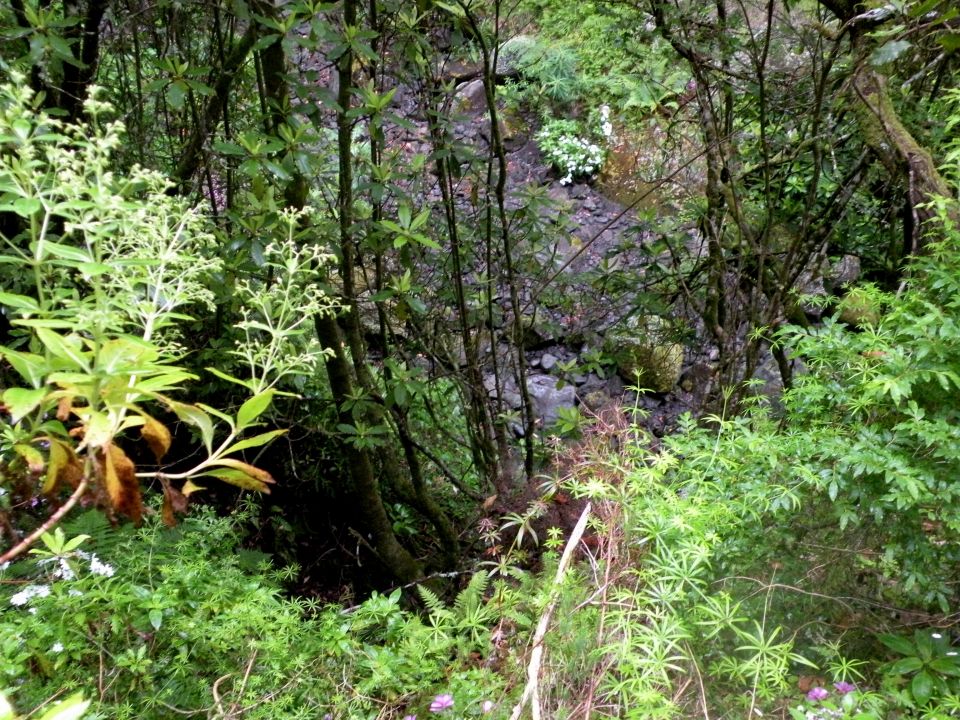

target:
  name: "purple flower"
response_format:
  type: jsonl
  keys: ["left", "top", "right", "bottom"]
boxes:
{"left": 430, "top": 694, "right": 454, "bottom": 713}
{"left": 481, "top": 700, "right": 495, "bottom": 713}
{"left": 834, "top": 681, "right": 856, "bottom": 695}
{"left": 806, "top": 687, "right": 829, "bottom": 701}
{"left": 403, "top": 716, "right": 417, "bottom": 720}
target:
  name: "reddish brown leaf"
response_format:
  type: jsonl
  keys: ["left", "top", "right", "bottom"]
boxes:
{"left": 103, "top": 443, "right": 143, "bottom": 524}
{"left": 798, "top": 675, "right": 827, "bottom": 693}
{"left": 56, "top": 396, "right": 73, "bottom": 421}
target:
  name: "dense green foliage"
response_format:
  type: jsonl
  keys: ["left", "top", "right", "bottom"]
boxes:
{"left": 1, "top": 0, "right": 960, "bottom": 718}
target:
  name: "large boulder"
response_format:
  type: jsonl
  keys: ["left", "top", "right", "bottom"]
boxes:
{"left": 526, "top": 374, "right": 576, "bottom": 427}
{"left": 605, "top": 316, "right": 684, "bottom": 393}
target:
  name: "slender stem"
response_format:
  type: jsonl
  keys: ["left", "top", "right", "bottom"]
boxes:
{"left": 0, "top": 478, "right": 90, "bottom": 564}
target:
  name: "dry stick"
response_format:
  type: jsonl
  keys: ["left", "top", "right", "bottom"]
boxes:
{"left": 0, "top": 478, "right": 89, "bottom": 565}
{"left": 509, "top": 502, "right": 592, "bottom": 720}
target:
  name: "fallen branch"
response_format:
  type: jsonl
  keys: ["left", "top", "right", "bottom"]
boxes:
{"left": 509, "top": 502, "right": 591, "bottom": 720}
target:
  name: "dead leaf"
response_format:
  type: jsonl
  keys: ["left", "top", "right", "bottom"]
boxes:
{"left": 482, "top": 494, "right": 498, "bottom": 510}
{"left": 140, "top": 414, "right": 172, "bottom": 463}
{"left": 43, "top": 439, "right": 83, "bottom": 495}
{"left": 159, "top": 478, "right": 188, "bottom": 527}
{"left": 56, "top": 396, "right": 73, "bottom": 421}
{"left": 102, "top": 443, "right": 143, "bottom": 523}
{"left": 798, "top": 675, "right": 827, "bottom": 693}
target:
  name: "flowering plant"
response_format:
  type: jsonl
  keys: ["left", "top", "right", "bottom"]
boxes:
{"left": 535, "top": 118, "right": 606, "bottom": 185}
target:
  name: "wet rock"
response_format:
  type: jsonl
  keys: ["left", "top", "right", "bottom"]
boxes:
{"left": 605, "top": 315, "right": 684, "bottom": 393}
{"left": 526, "top": 373, "right": 576, "bottom": 427}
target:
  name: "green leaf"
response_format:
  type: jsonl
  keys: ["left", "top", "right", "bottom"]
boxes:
{"left": 3, "top": 386, "right": 48, "bottom": 423}
{"left": 35, "top": 328, "right": 89, "bottom": 370}
{"left": 939, "top": 33, "right": 960, "bottom": 52}
{"left": 149, "top": 609, "right": 163, "bottom": 630}
{"left": 36, "top": 693, "right": 90, "bottom": 720}
{"left": 41, "top": 242, "right": 93, "bottom": 263}
{"left": 167, "top": 401, "right": 214, "bottom": 453}
{"left": 929, "top": 658, "right": 960, "bottom": 677}
{"left": 911, "top": 670, "right": 934, "bottom": 705}
{"left": 166, "top": 80, "right": 188, "bottom": 110}
{"left": 889, "top": 657, "right": 924, "bottom": 675}
{"left": 870, "top": 40, "right": 912, "bottom": 66}
{"left": 222, "top": 429, "right": 287, "bottom": 456}
{"left": 237, "top": 391, "right": 275, "bottom": 429}
{"left": 879, "top": 633, "right": 916, "bottom": 657}
{"left": 0, "top": 291, "right": 40, "bottom": 311}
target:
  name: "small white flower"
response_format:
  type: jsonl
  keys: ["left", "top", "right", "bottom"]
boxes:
{"left": 933, "top": 633, "right": 943, "bottom": 639}
{"left": 10, "top": 584, "right": 51, "bottom": 606}
{"left": 51, "top": 642, "right": 64, "bottom": 654}
{"left": 88, "top": 554, "right": 115, "bottom": 578}
{"left": 947, "top": 651, "right": 957, "bottom": 656}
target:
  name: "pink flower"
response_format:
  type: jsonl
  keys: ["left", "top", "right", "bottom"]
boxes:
{"left": 834, "top": 681, "right": 856, "bottom": 694}
{"left": 403, "top": 716, "right": 417, "bottom": 720}
{"left": 430, "top": 694, "right": 454, "bottom": 713}
{"left": 806, "top": 687, "right": 829, "bottom": 701}
{"left": 482, "top": 700, "right": 494, "bottom": 713}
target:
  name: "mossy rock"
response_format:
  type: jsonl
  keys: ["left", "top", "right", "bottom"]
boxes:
{"left": 838, "top": 287, "right": 881, "bottom": 327}
{"left": 605, "top": 316, "right": 684, "bottom": 393}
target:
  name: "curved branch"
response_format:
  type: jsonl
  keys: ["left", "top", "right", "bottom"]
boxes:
{"left": 0, "top": 478, "right": 89, "bottom": 565}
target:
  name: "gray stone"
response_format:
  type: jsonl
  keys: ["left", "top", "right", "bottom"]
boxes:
{"left": 827, "top": 255, "right": 861, "bottom": 291}
{"left": 526, "top": 374, "right": 576, "bottom": 428}
{"left": 540, "top": 352, "right": 558, "bottom": 371}
{"left": 581, "top": 390, "right": 612, "bottom": 411}
{"left": 454, "top": 79, "right": 486, "bottom": 113}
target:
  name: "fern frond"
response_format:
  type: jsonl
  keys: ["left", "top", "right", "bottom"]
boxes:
{"left": 453, "top": 570, "right": 490, "bottom": 616}
{"left": 417, "top": 583, "right": 447, "bottom": 615}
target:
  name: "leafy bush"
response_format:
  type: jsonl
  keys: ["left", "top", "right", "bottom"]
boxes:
{"left": 0, "top": 505, "right": 511, "bottom": 720}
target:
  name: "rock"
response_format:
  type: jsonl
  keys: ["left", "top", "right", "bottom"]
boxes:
{"left": 581, "top": 390, "right": 611, "bottom": 411}
{"left": 526, "top": 374, "right": 576, "bottom": 427}
{"left": 454, "top": 79, "right": 487, "bottom": 113}
{"left": 540, "top": 352, "right": 558, "bottom": 371}
{"left": 570, "top": 184, "right": 588, "bottom": 199}
{"left": 497, "top": 34, "right": 538, "bottom": 76}
{"left": 519, "top": 314, "right": 557, "bottom": 350}
{"left": 796, "top": 261, "right": 829, "bottom": 319}
{"left": 605, "top": 315, "right": 684, "bottom": 393}
{"left": 838, "top": 287, "right": 880, "bottom": 327}
{"left": 827, "top": 254, "right": 861, "bottom": 291}
{"left": 605, "top": 374, "right": 624, "bottom": 396}
{"left": 679, "top": 362, "right": 714, "bottom": 394}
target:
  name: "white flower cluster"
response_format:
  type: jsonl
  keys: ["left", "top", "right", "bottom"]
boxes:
{"left": 599, "top": 104, "right": 613, "bottom": 139}
{"left": 540, "top": 134, "right": 604, "bottom": 185}
{"left": 10, "top": 584, "right": 51, "bottom": 606}
{"left": 37, "top": 550, "right": 115, "bottom": 581}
